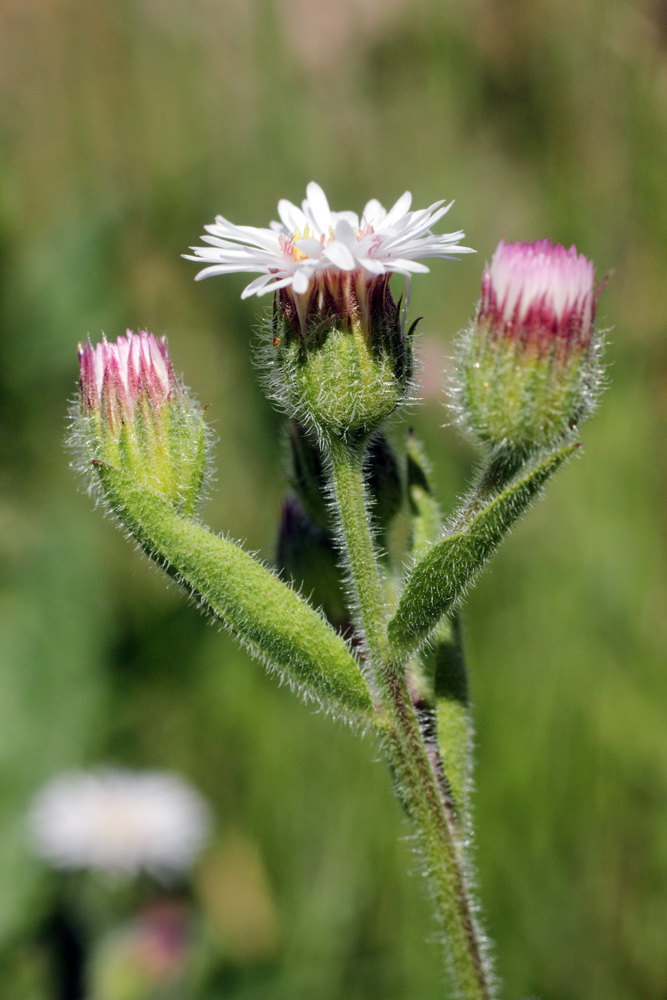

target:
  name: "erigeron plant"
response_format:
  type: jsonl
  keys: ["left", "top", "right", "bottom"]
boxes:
{"left": 70, "top": 184, "right": 606, "bottom": 1000}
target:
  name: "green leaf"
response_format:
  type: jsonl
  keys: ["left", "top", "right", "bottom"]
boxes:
{"left": 94, "top": 463, "right": 374, "bottom": 723}
{"left": 405, "top": 437, "right": 473, "bottom": 821}
{"left": 420, "top": 614, "right": 472, "bottom": 820}
{"left": 388, "top": 442, "right": 578, "bottom": 656}
{"left": 406, "top": 431, "right": 443, "bottom": 559}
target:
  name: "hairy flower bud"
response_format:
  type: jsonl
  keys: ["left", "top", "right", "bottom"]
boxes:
{"left": 73, "top": 331, "right": 208, "bottom": 515}
{"left": 453, "top": 239, "right": 604, "bottom": 453}
{"left": 271, "top": 269, "right": 414, "bottom": 442}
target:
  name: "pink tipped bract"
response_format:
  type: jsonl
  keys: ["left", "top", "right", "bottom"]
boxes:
{"left": 480, "top": 239, "right": 597, "bottom": 351}
{"left": 78, "top": 330, "right": 175, "bottom": 416}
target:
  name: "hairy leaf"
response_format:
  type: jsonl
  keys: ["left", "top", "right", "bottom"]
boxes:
{"left": 94, "top": 463, "right": 374, "bottom": 723}
{"left": 388, "top": 443, "right": 578, "bottom": 656}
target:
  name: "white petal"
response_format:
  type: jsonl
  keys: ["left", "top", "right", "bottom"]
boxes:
{"left": 193, "top": 263, "right": 272, "bottom": 281}
{"left": 278, "top": 199, "right": 308, "bottom": 233}
{"left": 191, "top": 251, "right": 257, "bottom": 265}
{"left": 323, "top": 240, "right": 356, "bottom": 270}
{"left": 334, "top": 218, "right": 357, "bottom": 248}
{"left": 196, "top": 237, "right": 276, "bottom": 260}
{"left": 362, "top": 198, "right": 387, "bottom": 227}
{"left": 205, "top": 220, "right": 280, "bottom": 252}
{"left": 294, "top": 238, "right": 324, "bottom": 258}
{"left": 392, "top": 202, "right": 450, "bottom": 240}
{"left": 354, "top": 233, "right": 380, "bottom": 255}
{"left": 357, "top": 257, "right": 386, "bottom": 275}
{"left": 385, "top": 258, "right": 431, "bottom": 274}
{"left": 334, "top": 210, "right": 360, "bottom": 230}
{"left": 292, "top": 268, "right": 315, "bottom": 294}
{"left": 304, "top": 182, "right": 332, "bottom": 234}
{"left": 253, "top": 275, "right": 297, "bottom": 298}
{"left": 397, "top": 235, "right": 475, "bottom": 258}
{"left": 194, "top": 264, "right": 245, "bottom": 281}
{"left": 240, "top": 273, "right": 279, "bottom": 297}
{"left": 383, "top": 191, "right": 412, "bottom": 227}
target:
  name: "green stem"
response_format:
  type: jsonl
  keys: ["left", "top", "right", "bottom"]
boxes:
{"left": 327, "top": 437, "right": 495, "bottom": 1000}
{"left": 452, "top": 446, "right": 525, "bottom": 530}
{"left": 327, "top": 438, "right": 389, "bottom": 664}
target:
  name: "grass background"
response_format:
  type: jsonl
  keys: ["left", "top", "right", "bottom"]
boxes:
{"left": 0, "top": 1, "right": 666, "bottom": 997}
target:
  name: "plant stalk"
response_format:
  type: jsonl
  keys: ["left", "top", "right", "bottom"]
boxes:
{"left": 327, "top": 436, "right": 495, "bottom": 1000}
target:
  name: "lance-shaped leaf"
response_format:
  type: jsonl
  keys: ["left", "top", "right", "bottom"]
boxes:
{"left": 419, "top": 614, "right": 473, "bottom": 820}
{"left": 406, "top": 431, "right": 443, "bottom": 560}
{"left": 94, "top": 463, "right": 374, "bottom": 723}
{"left": 388, "top": 442, "right": 578, "bottom": 656}
{"left": 405, "top": 436, "right": 472, "bottom": 821}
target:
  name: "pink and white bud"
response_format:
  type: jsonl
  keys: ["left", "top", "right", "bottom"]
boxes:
{"left": 78, "top": 331, "right": 177, "bottom": 428}
{"left": 479, "top": 239, "right": 596, "bottom": 355}
{"left": 453, "top": 239, "right": 605, "bottom": 453}
{"left": 73, "top": 331, "right": 208, "bottom": 515}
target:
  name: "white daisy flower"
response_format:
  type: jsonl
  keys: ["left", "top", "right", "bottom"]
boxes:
{"left": 28, "top": 770, "right": 211, "bottom": 877}
{"left": 184, "top": 181, "right": 474, "bottom": 304}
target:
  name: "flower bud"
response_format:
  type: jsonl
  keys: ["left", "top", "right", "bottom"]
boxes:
{"left": 73, "top": 331, "right": 208, "bottom": 516}
{"left": 453, "top": 239, "right": 604, "bottom": 453}
{"left": 271, "top": 270, "right": 413, "bottom": 441}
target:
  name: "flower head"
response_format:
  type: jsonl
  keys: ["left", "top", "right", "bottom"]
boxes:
{"left": 73, "top": 331, "right": 208, "bottom": 515}
{"left": 185, "top": 180, "right": 473, "bottom": 307}
{"left": 453, "top": 239, "right": 604, "bottom": 453}
{"left": 79, "top": 330, "right": 176, "bottom": 426}
{"left": 186, "top": 184, "right": 473, "bottom": 440}
{"left": 28, "top": 769, "right": 211, "bottom": 877}
{"left": 479, "top": 239, "right": 596, "bottom": 353}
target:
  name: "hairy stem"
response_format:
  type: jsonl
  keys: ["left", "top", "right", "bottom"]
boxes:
{"left": 451, "top": 446, "right": 525, "bottom": 530}
{"left": 327, "top": 437, "right": 495, "bottom": 1000}
{"left": 327, "top": 438, "right": 389, "bottom": 664}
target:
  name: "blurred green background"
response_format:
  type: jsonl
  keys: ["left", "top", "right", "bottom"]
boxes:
{"left": 1, "top": 0, "right": 666, "bottom": 997}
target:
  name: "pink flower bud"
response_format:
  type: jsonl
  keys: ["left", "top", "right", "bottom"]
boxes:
{"left": 78, "top": 330, "right": 177, "bottom": 430}
{"left": 73, "top": 331, "right": 207, "bottom": 515}
{"left": 453, "top": 239, "right": 605, "bottom": 453}
{"left": 479, "top": 239, "right": 597, "bottom": 357}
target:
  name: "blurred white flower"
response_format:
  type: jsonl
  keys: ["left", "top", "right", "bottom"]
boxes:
{"left": 28, "top": 770, "right": 211, "bottom": 876}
